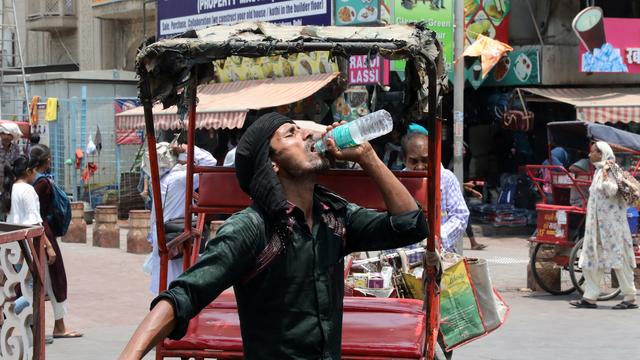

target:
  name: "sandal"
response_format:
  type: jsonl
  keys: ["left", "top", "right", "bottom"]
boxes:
{"left": 569, "top": 299, "right": 598, "bottom": 309}
{"left": 53, "top": 330, "right": 83, "bottom": 339}
{"left": 471, "top": 244, "right": 487, "bottom": 250}
{"left": 612, "top": 301, "right": 638, "bottom": 310}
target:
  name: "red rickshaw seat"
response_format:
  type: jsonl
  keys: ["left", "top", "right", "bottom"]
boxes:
{"left": 164, "top": 291, "right": 426, "bottom": 358}
{"left": 197, "top": 168, "right": 429, "bottom": 212}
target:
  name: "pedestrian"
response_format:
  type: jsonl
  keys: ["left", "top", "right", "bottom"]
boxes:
{"left": 119, "top": 113, "right": 428, "bottom": 359}
{"left": 1, "top": 154, "right": 81, "bottom": 339}
{"left": 30, "top": 145, "right": 83, "bottom": 337}
{"left": 402, "top": 130, "right": 469, "bottom": 254}
{"left": 143, "top": 142, "right": 217, "bottom": 293}
{"left": 569, "top": 141, "right": 637, "bottom": 309}
{"left": 463, "top": 181, "right": 487, "bottom": 250}
{"left": 0, "top": 122, "right": 23, "bottom": 195}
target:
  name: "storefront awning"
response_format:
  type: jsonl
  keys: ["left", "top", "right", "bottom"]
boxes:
{"left": 522, "top": 88, "right": 640, "bottom": 124}
{"left": 116, "top": 72, "right": 340, "bottom": 130}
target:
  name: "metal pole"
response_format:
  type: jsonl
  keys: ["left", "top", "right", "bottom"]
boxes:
{"left": 452, "top": 0, "right": 465, "bottom": 183}
{"left": 11, "top": 0, "right": 29, "bottom": 117}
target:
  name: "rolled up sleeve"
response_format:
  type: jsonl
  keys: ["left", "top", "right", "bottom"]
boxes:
{"left": 344, "top": 203, "right": 428, "bottom": 253}
{"left": 150, "top": 212, "right": 263, "bottom": 339}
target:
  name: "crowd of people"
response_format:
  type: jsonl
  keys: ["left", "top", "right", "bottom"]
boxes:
{"left": 0, "top": 123, "right": 81, "bottom": 345}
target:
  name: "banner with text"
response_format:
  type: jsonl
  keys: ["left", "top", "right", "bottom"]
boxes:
{"left": 392, "top": 0, "right": 454, "bottom": 76}
{"left": 348, "top": 55, "right": 389, "bottom": 85}
{"left": 157, "top": 0, "right": 332, "bottom": 38}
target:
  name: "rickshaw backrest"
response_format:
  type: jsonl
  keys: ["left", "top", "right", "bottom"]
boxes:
{"left": 196, "top": 167, "right": 429, "bottom": 213}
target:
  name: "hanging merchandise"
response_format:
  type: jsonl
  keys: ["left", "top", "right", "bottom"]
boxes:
{"left": 45, "top": 97, "right": 58, "bottom": 122}
{"left": 86, "top": 136, "right": 97, "bottom": 155}
{"left": 501, "top": 89, "right": 534, "bottom": 132}
{"left": 81, "top": 162, "right": 98, "bottom": 182}
{"left": 75, "top": 149, "right": 84, "bottom": 169}
{"left": 95, "top": 126, "right": 103, "bottom": 155}
{"left": 29, "top": 96, "right": 40, "bottom": 125}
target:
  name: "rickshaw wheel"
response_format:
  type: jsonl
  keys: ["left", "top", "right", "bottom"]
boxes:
{"left": 530, "top": 243, "right": 576, "bottom": 295}
{"left": 569, "top": 238, "right": 621, "bottom": 301}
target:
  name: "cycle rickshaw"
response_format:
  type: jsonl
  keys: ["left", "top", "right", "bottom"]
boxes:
{"left": 135, "top": 22, "right": 447, "bottom": 359}
{"left": 526, "top": 121, "right": 640, "bottom": 298}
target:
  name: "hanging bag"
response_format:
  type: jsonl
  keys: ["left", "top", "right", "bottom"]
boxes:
{"left": 501, "top": 89, "right": 534, "bottom": 132}
{"left": 604, "top": 160, "right": 640, "bottom": 205}
{"left": 439, "top": 257, "right": 509, "bottom": 351}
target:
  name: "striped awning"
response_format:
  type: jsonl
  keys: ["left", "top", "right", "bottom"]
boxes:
{"left": 522, "top": 88, "right": 640, "bottom": 124}
{"left": 116, "top": 72, "right": 340, "bottom": 130}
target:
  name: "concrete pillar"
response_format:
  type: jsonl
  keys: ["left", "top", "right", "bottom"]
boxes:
{"left": 127, "top": 210, "right": 152, "bottom": 254}
{"left": 93, "top": 205, "right": 119, "bottom": 248}
{"left": 62, "top": 202, "right": 86, "bottom": 244}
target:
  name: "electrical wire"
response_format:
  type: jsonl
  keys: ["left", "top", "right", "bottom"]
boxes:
{"left": 54, "top": 29, "right": 79, "bottom": 67}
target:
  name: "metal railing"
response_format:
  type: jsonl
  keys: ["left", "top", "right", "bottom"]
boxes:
{"left": 27, "top": 0, "right": 75, "bottom": 19}
{"left": 0, "top": 223, "right": 45, "bottom": 360}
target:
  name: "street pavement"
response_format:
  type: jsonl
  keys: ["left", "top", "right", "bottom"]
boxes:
{"left": 43, "top": 226, "right": 639, "bottom": 359}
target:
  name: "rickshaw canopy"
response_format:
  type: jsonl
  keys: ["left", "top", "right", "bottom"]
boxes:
{"left": 136, "top": 21, "right": 446, "bottom": 118}
{"left": 547, "top": 121, "right": 640, "bottom": 154}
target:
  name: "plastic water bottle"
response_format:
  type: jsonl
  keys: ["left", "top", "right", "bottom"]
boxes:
{"left": 314, "top": 110, "right": 394, "bottom": 153}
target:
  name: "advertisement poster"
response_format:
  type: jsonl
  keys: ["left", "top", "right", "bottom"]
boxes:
{"left": 464, "top": 0, "right": 510, "bottom": 46}
{"left": 332, "top": 87, "right": 370, "bottom": 122}
{"left": 392, "top": 0, "right": 454, "bottom": 75}
{"left": 212, "top": 51, "right": 339, "bottom": 82}
{"left": 335, "top": 0, "right": 391, "bottom": 26}
{"left": 348, "top": 55, "right": 390, "bottom": 85}
{"left": 482, "top": 48, "right": 540, "bottom": 86}
{"left": 157, "top": 0, "right": 332, "bottom": 38}
{"left": 577, "top": 18, "right": 640, "bottom": 73}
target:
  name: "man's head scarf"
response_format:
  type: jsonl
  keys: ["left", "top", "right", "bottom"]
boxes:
{"left": 236, "top": 112, "right": 293, "bottom": 222}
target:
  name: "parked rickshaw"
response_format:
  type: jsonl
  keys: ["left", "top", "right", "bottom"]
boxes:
{"left": 526, "top": 121, "right": 640, "bottom": 298}
{"left": 136, "top": 22, "right": 447, "bottom": 359}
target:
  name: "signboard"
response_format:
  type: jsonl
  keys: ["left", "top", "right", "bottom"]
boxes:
{"left": 464, "top": 0, "right": 510, "bottom": 46}
{"left": 157, "top": 0, "right": 332, "bottom": 38}
{"left": 348, "top": 55, "right": 390, "bottom": 85}
{"left": 482, "top": 48, "right": 540, "bottom": 86}
{"left": 577, "top": 17, "right": 640, "bottom": 73}
{"left": 212, "top": 51, "right": 339, "bottom": 82}
{"left": 392, "top": 0, "right": 454, "bottom": 75}
{"left": 335, "top": 0, "right": 391, "bottom": 26}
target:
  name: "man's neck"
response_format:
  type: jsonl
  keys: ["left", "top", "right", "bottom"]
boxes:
{"left": 280, "top": 175, "right": 315, "bottom": 223}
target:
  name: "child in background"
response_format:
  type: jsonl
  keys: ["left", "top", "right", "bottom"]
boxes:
{"left": 1, "top": 155, "right": 80, "bottom": 340}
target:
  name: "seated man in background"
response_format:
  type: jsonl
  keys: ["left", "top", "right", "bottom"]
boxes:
{"left": 143, "top": 142, "right": 217, "bottom": 293}
{"left": 402, "top": 130, "right": 469, "bottom": 254}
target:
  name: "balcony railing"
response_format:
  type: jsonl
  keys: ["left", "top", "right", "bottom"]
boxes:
{"left": 27, "top": 0, "right": 76, "bottom": 31}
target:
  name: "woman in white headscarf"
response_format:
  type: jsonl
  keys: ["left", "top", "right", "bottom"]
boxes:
{"left": 570, "top": 141, "right": 637, "bottom": 309}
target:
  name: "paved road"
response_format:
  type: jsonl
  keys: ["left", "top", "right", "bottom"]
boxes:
{"left": 43, "top": 227, "right": 638, "bottom": 359}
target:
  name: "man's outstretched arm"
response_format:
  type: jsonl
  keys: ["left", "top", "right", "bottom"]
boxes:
{"left": 118, "top": 300, "right": 176, "bottom": 360}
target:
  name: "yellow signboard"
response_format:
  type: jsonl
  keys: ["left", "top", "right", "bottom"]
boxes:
{"left": 213, "top": 51, "right": 339, "bottom": 83}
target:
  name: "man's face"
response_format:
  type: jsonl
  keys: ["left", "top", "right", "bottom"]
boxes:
{"left": 0, "top": 133, "right": 12, "bottom": 146}
{"left": 403, "top": 136, "right": 429, "bottom": 171}
{"left": 269, "top": 123, "right": 329, "bottom": 177}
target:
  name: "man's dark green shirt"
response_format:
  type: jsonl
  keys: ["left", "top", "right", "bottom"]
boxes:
{"left": 152, "top": 187, "right": 428, "bottom": 359}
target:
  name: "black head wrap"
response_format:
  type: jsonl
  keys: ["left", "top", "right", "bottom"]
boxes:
{"left": 236, "top": 112, "right": 293, "bottom": 223}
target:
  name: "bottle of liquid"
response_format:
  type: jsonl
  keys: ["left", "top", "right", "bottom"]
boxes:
{"left": 314, "top": 110, "right": 394, "bottom": 153}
